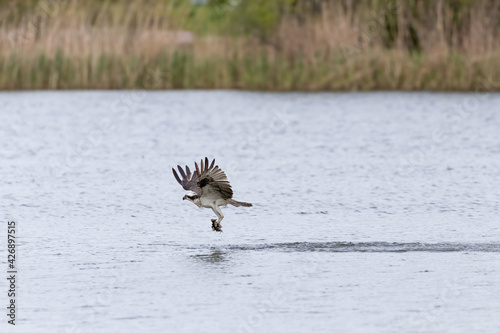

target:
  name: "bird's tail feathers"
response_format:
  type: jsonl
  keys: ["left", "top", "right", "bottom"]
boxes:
{"left": 228, "top": 199, "right": 252, "bottom": 207}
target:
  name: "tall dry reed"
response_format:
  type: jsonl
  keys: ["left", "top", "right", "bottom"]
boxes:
{"left": 0, "top": 0, "right": 499, "bottom": 90}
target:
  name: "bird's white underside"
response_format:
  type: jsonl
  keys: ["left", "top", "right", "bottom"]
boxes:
{"left": 187, "top": 192, "right": 228, "bottom": 223}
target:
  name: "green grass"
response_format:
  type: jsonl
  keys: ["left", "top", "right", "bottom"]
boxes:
{"left": 1, "top": 50, "right": 499, "bottom": 91}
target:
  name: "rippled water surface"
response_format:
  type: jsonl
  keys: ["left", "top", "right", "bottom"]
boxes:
{"left": 1, "top": 91, "right": 499, "bottom": 332}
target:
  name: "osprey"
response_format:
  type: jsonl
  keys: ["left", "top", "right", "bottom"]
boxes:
{"left": 172, "top": 157, "right": 252, "bottom": 232}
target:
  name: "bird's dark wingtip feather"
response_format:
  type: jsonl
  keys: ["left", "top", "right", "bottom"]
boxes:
{"left": 172, "top": 168, "right": 182, "bottom": 185}
{"left": 195, "top": 162, "right": 200, "bottom": 178}
{"left": 177, "top": 165, "right": 186, "bottom": 178}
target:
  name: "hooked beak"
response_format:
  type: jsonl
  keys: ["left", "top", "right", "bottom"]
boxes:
{"left": 182, "top": 196, "right": 186, "bottom": 200}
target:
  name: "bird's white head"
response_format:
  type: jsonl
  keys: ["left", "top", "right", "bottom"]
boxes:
{"left": 183, "top": 194, "right": 201, "bottom": 207}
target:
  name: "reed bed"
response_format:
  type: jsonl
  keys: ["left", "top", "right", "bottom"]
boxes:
{"left": 1, "top": 0, "right": 499, "bottom": 91}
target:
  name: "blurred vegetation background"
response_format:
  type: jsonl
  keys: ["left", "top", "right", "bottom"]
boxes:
{"left": 0, "top": 0, "right": 499, "bottom": 90}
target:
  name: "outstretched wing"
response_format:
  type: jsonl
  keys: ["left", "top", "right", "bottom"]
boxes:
{"left": 172, "top": 164, "right": 201, "bottom": 196}
{"left": 195, "top": 157, "right": 233, "bottom": 200}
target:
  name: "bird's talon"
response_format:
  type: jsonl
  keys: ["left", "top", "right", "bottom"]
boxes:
{"left": 211, "top": 219, "right": 222, "bottom": 232}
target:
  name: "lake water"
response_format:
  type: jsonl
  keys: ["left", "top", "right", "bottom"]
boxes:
{"left": 1, "top": 91, "right": 499, "bottom": 332}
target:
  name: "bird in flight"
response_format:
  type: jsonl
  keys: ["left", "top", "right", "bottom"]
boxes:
{"left": 172, "top": 157, "right": 252, "bottom": 232}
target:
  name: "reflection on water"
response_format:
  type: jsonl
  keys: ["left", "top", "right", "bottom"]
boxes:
{"left": 192, "top": 250, "right": 228, "bottom": 264}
